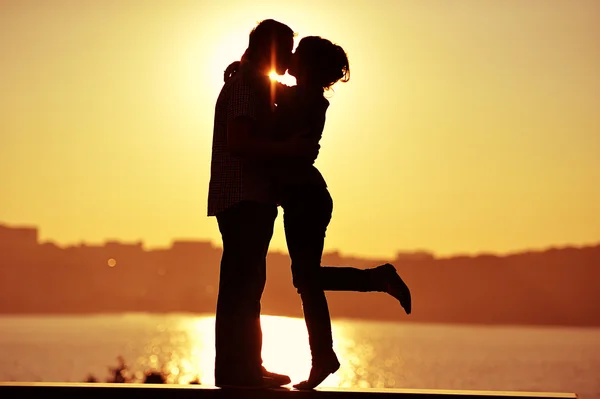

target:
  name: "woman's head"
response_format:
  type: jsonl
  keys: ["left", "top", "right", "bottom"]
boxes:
{"left": 241, "top": 19, "right": 295, "bottom": 75}
{"left": 289, "top": 36, "right": 350, "bottom": 90}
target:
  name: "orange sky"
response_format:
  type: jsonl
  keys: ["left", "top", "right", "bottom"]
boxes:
{"left": 1, "top": 0, "right": 599, "bottom": 258}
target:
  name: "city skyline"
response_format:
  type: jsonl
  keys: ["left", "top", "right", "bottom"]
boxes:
{"left": 2, "top": 220, "right": 599, "bottom": 327}
{"left": 2, "top": 221, "right": 598, "bottom": 259}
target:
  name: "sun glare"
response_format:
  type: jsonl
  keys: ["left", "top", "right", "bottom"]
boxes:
{"left": 184, "top": 315, "right": 345, "bottom": 387}
{"left": 269, "top": 70, "right": 297, "bottom": 86}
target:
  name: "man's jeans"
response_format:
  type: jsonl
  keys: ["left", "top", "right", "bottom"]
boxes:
{"left": 214, "top": 201, "right": 277, "bottom": 385}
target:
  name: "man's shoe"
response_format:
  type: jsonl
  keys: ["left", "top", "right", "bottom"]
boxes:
{"left": 261, "top": 366, "right": 291, "bottom": 386}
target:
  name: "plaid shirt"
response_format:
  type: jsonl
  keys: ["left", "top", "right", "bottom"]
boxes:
{"left": 207, "top": 71, "right": 273, "bottom": 216}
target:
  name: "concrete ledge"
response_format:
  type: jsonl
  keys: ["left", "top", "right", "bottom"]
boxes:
{"left": 0, "top": 382, "right": 578, "bottom": 399}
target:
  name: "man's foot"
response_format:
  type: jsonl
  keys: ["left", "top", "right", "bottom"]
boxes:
{"left": 371, "top": 263, "right": 412, "bottom": 314}
{"left": 293, "top": 355, "right": 340, "bottom": 390}
{"left": 261, "top": 366, "right": 291, "bottom": 386}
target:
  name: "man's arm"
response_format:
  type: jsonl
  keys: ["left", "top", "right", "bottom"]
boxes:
{"left": 226, "top": 78, "right": 316, "bottom": 159}
{"left": 227, "top": 117, "right": 317, "bottom": 159}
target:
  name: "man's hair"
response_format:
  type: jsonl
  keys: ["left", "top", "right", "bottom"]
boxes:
{"left": 244, "top": 19, "right": 295, "bottom": 63}
{"left": 224, "top": 19, "right": 295, "bottom": 82}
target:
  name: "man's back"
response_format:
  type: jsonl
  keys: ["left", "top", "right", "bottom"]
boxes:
{"left": 207, "top": 71, "right": 272, "bottom": 216}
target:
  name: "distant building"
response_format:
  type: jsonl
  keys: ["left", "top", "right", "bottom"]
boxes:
{"left": 102, "top": 241, "right": 145, "bottom": 266}
{"left": 0, "top": 223, "right": 38, "bottom": 248}
{"left": 104, "top": 240, "right": 144, "bottom": 250}
{"left": 395, "top": 251, "right": 435, "bottom": 261}
{"left": 171, "top": 240, "right": 214, "bottom": 252}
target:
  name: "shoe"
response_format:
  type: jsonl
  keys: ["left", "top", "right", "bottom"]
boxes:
{"left": 293, "top": 353, "right": 340, "bottom": 390}
{"left": 371, "top": 263, "right": 412, "bottom": 314}
{"left": 261, "top": 366, "right": 291, "bottom": 386}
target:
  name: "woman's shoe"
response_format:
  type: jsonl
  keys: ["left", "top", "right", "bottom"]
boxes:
{"left": 371, "top": 263, "right": 412, "bottom": 314}
{"left": 293, "top": 354, "right": 340, "bottom": 390}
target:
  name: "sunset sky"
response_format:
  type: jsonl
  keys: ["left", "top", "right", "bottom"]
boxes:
{"left": 1, "top": 0, "right": 599, "bottom": 258}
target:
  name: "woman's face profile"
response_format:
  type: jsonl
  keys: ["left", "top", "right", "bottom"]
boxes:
{"left": 287, "top": 52, "right": 299, "bottom": 78}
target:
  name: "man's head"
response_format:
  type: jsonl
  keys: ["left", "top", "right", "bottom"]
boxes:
{"left": 243, "top": 19, "right": 295, "bottom": 75}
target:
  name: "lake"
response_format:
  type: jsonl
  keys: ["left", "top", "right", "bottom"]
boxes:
{"left": 0, "top": 314, "right": 598, "bottom": 398}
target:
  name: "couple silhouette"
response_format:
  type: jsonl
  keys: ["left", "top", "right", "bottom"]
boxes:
{"left": 207, "top": 19, "right": 411, "bottom": 390}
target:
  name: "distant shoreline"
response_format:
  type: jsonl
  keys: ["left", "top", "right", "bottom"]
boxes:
{"left": 1, "top": 311, "right": 598, "bottom": 329}
{"left": 3, "top": 223, "right": 599, "bottom": 329}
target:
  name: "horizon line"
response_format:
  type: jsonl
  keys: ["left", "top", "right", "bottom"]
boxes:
{"left": 1, "top": 221, "right": 599, "bottom": 260}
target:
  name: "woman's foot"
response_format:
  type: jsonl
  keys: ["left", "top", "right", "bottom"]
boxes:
{"left": 371, "top": 263, "right": 412, "bottom": 314}
{"left": 293, "top": 354, "right": 340, "bottom": 390}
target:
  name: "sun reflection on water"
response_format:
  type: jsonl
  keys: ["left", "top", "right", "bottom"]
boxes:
{"left": 177, "top": 315, "right": 366, "bottom": 387}
{"left": 4, "top": 314, "right": 595, "bottom": 395}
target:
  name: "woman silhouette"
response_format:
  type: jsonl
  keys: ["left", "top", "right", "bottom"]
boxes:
{"left": 271, "top": 36, "right": 413, "bottom": 390}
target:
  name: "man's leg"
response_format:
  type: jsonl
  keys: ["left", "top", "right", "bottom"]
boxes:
{"left": 214, "top": 201, "right": 280, "bottom": 387}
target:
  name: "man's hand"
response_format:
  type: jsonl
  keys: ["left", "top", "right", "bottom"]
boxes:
{"left": 227, "top": 117, "right": 319, "bottom": 159}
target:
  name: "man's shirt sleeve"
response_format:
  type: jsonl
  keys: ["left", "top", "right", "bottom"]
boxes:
{"left": 226, "top": 79, "right": 257, "bottom": 123}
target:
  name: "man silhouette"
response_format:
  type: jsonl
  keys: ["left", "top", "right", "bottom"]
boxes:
{"left": 207, "top": 19, "right": 317, "bottom": 389}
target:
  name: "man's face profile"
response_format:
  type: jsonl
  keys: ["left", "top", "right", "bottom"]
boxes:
{"left": 274, "top": 36, "right": 294, "bottom": 75}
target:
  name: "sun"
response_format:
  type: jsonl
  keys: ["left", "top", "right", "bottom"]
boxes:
{"left": 269, "top": 70, "right": 297, "bottom": 86}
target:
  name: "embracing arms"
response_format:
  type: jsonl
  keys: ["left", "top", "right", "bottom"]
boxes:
{"left": 227, "top": 117, "right": 317, "bottom": 159}
{"left": 225, "top": 79, "right": 318, "bottom": 159}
